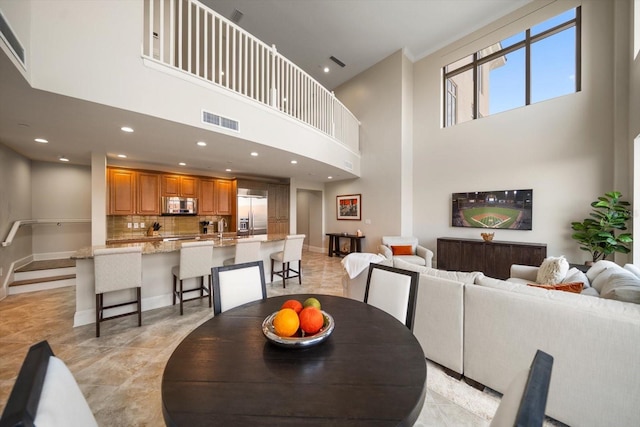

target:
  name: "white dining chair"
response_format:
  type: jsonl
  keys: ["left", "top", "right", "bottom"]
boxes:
{"left": 0, "top": 340, "right": 98, "bottom": 427}
{"left": 93, "top": 246, "right": 143, "bottom": 337}
{"left": 490, "top": 349, "right": 554, "bottom": 427}
{"left": 364, "top": 263, "right": 419, "bottom": 330}
{"left": 270, "top": 234, "right": 305, "bottom": 288}
{"left": 172, "top": 240, "right": 214, "bottom": 315}
{"left": 212, "top": 261, "right": 267, "bottom": 315}
{"left": 223, "top": 236, "right": 265, "bottom": 266}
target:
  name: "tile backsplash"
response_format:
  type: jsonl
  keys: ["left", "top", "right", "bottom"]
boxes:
{"left": 107, "top": 215, "right": 231, "bottom": 240}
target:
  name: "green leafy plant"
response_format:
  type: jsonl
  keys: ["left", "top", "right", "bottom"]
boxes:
{"left": 570, "top": 191, "right": 633, "bottom": 263}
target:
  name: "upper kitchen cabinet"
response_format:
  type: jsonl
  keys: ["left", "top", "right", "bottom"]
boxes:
{"left": 108, "top": 168, "right": 160, "bottom": 215}
{"left": 137, "top": 172, "right": 160, "bottom": 215}
{"left": 199, "top": 178, "right": 235, "bottom": 215}
{"left": 162, "top": 174, "right": 198, "bottom": 197}
{"left": 109, "top": 168, "right": 135, "bottom": 215}
{"left": 215, "top": 179, "right": 235, "bottom": 215}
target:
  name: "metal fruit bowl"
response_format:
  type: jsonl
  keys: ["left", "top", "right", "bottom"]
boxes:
{"left": 262, "top": 310, "right": 335, "bottom": 348}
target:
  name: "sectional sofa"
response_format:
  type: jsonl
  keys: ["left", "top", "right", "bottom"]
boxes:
{"left": 341, "top": 255, "right": 640, "bottom": 427}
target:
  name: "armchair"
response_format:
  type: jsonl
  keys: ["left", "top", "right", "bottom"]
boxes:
{"left": 379, "top": 236, "right": 433, "bottom": 267}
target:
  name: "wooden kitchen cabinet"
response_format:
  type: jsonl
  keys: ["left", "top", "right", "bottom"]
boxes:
{"left": 436, "top": 237, "right": 547, "bottom": 280}
{"left": 199, "top": 178, "right": 234, "bottom": 215}
{"left": 109, "top": 168, "right": 136, "bottom": 215}
{"left": 108, "top": 168, "right": 160, "bottom": 215}
{"left": 268, "top": 183, "right": 290, "bottom": 234}
{"left": 162, "top": 174, "right": 198, "bottom": 197}
{"left": 214, "top": 179, "right": 234, "bottom": 215}
{"left": 137, "top": 172, "right": 160, "bottom": 215}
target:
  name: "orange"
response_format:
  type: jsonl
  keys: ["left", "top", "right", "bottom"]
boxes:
{"left": 299, "top": 306, "right": 324, "bottom": 335}
{"left": 272, "top": 308, "right": 300, "bottom": 337}
{"left": 281, "top": 299, "right": 303, "bottom": 314}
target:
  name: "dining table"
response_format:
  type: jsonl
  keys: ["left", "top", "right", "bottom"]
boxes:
{"left": 161, "top": 294, "right": 427, "bottom": 426}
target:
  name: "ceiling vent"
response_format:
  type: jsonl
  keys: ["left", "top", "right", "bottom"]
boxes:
{"left": 0, "top": 10, "right": 25, "bottom": 67}
{"left": 330, "top": 56, "right": 346, "bottom": 68}
{"left": 202, "top": 110, "right": 240, "bottom": 132}
{"left": 230, "top": 9, "right": 244, "bottom": 24}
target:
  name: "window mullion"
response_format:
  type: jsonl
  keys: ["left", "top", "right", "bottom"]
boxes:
{"left": 473, "top": 53, "right": 478, "bottom": 119}
{"left": 525, "top": 28, "right": 531, "bottom": 106}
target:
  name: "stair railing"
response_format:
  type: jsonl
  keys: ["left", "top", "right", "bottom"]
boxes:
{"left": 2, "top": 219, "right": 91, "bottom": 247}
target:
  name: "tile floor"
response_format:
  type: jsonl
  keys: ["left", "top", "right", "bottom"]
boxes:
{"left": 0, "top": 250, "right": 489, "bottom": 426}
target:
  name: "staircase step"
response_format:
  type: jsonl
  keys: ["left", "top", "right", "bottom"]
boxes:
{"left": 9, "top": 274, "right": 76, "bottom": 295}
{"left": 15, "top": 259, "right": 75, "bottom": 272}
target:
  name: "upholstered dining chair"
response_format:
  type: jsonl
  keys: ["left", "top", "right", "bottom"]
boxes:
{"left": 93, "top": 246, "right": 142, "bottom": 337}
{"left": 0, "top": 340, "right": 98, "bottom": 427}
{"left": 212, "top": 261, "right": 267, "bottom": 315}
{"left": 171, "top": 240, "right": 214, "bottom": 315}
{"left": 364, "top": 263, "right": 419, "bottom": 330}
{"left": 490, "top": 349, "right": 554, "bottom": 427}
{"left": 223, "top": 236, "right": 265, "bottom": 266}
{"left": 270, "top": 234, "right": 305, "bottom": 288}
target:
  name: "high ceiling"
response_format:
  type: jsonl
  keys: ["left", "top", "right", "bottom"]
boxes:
{"left": 0, "top": 0, "right": 530, "bottom": 182}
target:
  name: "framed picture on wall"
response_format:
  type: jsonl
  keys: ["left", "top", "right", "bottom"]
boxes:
{"left": 336, "top": 194, "right": 361, "bottom": 220}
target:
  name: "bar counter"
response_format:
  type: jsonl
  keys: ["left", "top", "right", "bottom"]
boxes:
{"left": 72, "top": 234, "right": 287, "bottom": 327}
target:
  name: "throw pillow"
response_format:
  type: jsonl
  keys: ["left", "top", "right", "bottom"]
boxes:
{"left": 600, "top": 274, "right": 640, "bottom": 304}
{"left": 563, "top": 267, "right": 590, "bottom": 288}
{"left": 391, "top": 245, "right": 413, "bottom": 256}
{"left": 623, "top": 263, "right": 640, "bottom": 279}
{"left": 536, "top": 256, "right": 569, "bottom": 284}
{"left": 527, "top": 282, "right": 584, "bottom": 293}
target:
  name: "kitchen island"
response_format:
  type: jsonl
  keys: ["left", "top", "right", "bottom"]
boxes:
{"left": 71, "top": 234, "right": 286, "bottom": 327}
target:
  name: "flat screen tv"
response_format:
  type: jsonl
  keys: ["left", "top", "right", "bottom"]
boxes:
{"left": 452, "top": 189, "right": 533, "bottom": 230}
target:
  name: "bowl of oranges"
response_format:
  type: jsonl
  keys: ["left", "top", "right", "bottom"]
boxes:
{"left": 262, "top": 297, "right": 335, "bottom": 348}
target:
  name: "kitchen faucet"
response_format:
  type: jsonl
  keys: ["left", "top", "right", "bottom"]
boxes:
{"left": 218, "top": 218, "right": 227, "bottom": 239}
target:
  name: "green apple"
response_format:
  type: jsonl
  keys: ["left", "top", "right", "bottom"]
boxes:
{"left": 303, "top": 297, "right": 321, "bottom": 310}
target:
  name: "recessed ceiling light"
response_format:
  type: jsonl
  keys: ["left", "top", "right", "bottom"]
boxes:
{"left": 121, "top": 126, "right": 134, "bottom": 133}
{"left": 290, "top": 160, "right": 297, "bottom": 164}
{"left": 34, "top": 138, "right": 48, "bottom": 143}
{"left": 178, "top": 162, "right": 186, "bottom": 166}
{"left": 323, "top": 67, "right": 330, "bottom": 73}
{"left": 196, "top": 141, "right": 207, "bottom": 147}
{"left": 225, "top": 168, "right": 232, "bottom": 172}
{"left": 117, "top": 154, "right": 127, "bottom": 158}
{"left": 328, "top": 176, "right": 333, "bottom": 179}
{"left": 59, "top": 156, "right": 69, "bottom": 162}
{"left": 250, "top": 152, "right": 258, "bottom": 157}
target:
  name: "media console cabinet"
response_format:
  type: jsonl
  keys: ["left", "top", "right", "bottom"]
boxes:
{"left": 436, "top": 237, "right": 547, "bottom": 280}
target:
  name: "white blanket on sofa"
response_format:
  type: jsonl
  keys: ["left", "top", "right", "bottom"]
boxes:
{"left": 341, "top": 253, "right": 386, "bottom": 279}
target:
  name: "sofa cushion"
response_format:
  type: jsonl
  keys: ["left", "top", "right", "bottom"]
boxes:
{"left": 586, "top": 259, "right": 620, "bottom": 282}
{"left": 590, "top": 266, "right": 632, "bottom": 293}
{"left": 581, "top": 287, "right": 600, "bottom": 297}
{"left": 394, "top": 255, "right": 427, "bottom": 266}
{"left": 527, "top": 282, "right": 584, "bottom": 293}
{"left": 536, "top": 256, "right": 569, "bottom": 284}
{"left": 600, "top": 274, "right": 640, "bottom": 304}
{"left": 391, "top": 245, "right": 413, "bottom": 256}
{"left": 563, "top": 267, "right": 590, "bottom": 288}
{"left": 394, "top": 258, "right": 482, "bottom": 283}
{"left": 623, "top": 263, "right": 640, "bottom": 279}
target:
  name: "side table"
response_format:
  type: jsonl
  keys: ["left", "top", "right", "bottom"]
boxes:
{"left": 326, "top": 233, "right": 365, "bottom": 257}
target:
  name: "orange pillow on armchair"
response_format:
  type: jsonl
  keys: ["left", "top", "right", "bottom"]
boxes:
{"left": 390, "top": 245, "right": 413, "bottom": 256}
{"left": 527, "top": 282, "right": 584, "bottom": 293}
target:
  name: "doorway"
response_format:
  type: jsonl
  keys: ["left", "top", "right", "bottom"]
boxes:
{"left": 296, "top": 189, "right": 323, "bottom": 253}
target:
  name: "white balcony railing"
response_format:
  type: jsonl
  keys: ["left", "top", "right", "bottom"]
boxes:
{"left": 142, "top": 0, "right": 359, "bottom": 152}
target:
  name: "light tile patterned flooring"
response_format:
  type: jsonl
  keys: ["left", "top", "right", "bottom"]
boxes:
{"left": 0, "top": 250, "right": 488, "bottom": 426}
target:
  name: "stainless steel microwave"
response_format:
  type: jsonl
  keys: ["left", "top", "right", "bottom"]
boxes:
{"left": 162, "top": 197, "right": 197, "bottom": 215}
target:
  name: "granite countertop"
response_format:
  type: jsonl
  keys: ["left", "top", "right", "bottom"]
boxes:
{"left": 72, "top": 234, "right": 286, "bottom": 259}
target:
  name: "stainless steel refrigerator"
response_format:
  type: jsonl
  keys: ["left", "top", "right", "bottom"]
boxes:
{"left": 237, "top": 188, "right": 268, "bottom": 236}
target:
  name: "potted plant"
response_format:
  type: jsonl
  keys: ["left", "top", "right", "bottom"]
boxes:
{"left": 570, "top": 191, "right": 633, "bottom": 264}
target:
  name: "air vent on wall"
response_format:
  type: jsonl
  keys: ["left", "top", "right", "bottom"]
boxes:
{"left": 343, "top": 160, "right": 353, "bottom": 171}
{"left": 0, "top": 10, "right": 25, "bottom": 67}
{"left": 230, "top": 9, "right": 244, "bottom": 24}
{"left": 202, "top": 110, "right": 240, "bottom": 132}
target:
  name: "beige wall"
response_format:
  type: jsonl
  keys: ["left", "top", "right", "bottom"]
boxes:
{"left": 328, "top": 50, "right": 406, "bottom": 253}
{"left": 0, "top": 143, "right": 32, "bottom": 298}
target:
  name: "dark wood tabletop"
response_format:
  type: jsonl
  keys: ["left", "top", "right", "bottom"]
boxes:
{"left": 162, "top": 294, "right": 426, "bottom": 426}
